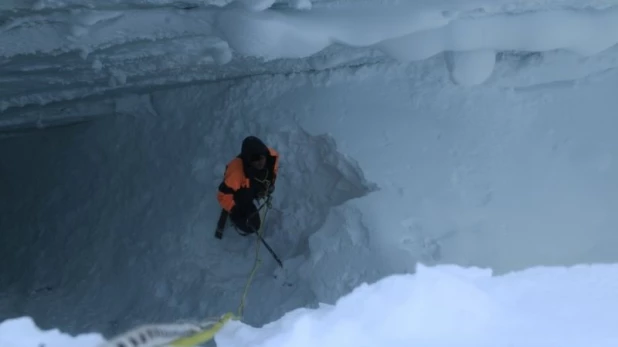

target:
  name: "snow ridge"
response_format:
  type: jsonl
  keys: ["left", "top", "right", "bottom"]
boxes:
{"left": 2, "top": 1, "right": 618, "bottom": 117}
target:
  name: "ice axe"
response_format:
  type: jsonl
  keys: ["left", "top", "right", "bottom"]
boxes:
{"left": 255, "top": 230, "right": 283, "bottom": 268}
{"left": 249, "top": 196, "right": 283, "bottom": 268}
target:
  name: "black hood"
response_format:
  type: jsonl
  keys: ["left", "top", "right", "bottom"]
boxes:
{"left": 240, "top": 136, "right": 269, "bottom": 163}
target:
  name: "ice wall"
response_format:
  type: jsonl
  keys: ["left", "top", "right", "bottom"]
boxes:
{"left": 1, "top": 45, "right": 617, "bottom": 338}
{"left": 199, "top": 57, "right": 618, "bottom": 302}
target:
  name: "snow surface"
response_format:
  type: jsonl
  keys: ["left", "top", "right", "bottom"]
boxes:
{"left": 2, "top": 264, "right": 618, "bottom": 347}
{"left": 3, "top": 0, "right": 618, "bottom": 119}
{"left": 1, "top": 0, "right": 618, "bottom": 345}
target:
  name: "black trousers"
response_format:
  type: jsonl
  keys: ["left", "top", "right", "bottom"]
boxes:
{"left": 230, "top": 203, "right": 261, "bottom": 235}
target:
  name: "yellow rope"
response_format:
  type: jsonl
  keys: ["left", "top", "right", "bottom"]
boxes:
{"left": 168, "top": 198, "right": 271, "bottom": 347}
{"left": 168, "top": 313, "right": 234, "bottom": 347}
{"left": 237, "top": 200, "right": 270, "bottom": 317}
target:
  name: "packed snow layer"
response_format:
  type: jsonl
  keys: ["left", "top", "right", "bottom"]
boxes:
{"left": 1, "top": 44, "right": 618, "bottom": 337}
{"left": 3, "top": 0, "right": 618, "bottom": 117}
{"left": 2, "top": 264, "right": 618, "bottom": 347}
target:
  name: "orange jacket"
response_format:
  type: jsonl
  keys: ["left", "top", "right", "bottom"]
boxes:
{"left": 217, "top": 137, "right": 279, "bottom": 213}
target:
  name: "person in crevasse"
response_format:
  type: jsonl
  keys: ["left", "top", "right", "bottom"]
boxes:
{"left": 217, "top": 136, "right": 279, "bottom": 235}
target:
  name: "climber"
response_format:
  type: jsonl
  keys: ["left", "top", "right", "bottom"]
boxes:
{"left": 216, "top": 136, "right": 279, "bottom": 235}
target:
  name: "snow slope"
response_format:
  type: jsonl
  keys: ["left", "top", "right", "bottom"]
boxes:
{"left": 3, "top": 264, "right": 618, "bottom": 347}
